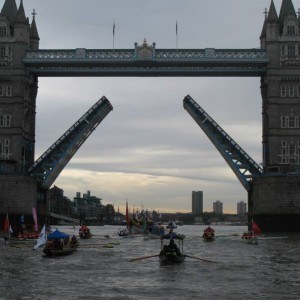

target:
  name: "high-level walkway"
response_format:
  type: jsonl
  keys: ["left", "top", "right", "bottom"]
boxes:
{"left": 24, "top": 47, "right": 269, "bottom": 77}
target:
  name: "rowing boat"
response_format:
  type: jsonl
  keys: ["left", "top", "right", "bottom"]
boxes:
{"left": 159, "top": 234, "right": 185, "bottom": 264}
{"left": 43, "top": 229, "right": 78, "bottom": 257}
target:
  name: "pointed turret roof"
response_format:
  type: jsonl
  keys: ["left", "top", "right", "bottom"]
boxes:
{"left": 30, "top": 15, "right": 39, "bottom": 40}
{"left": 279, "top": 0, "right": 297, "bottom": 26}
{"left": 260, "top": 19, "right": 267, "bottom": 39}
{"left": 14, "top": 0, "right": 28, "bottom": 25}
{"left": 1, "top": 0, "right": 17, "bottom": 23}
{"left": 267, "top": 0, "right": 279, "bottom": 23}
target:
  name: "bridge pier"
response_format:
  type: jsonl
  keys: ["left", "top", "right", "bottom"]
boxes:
{"left": 252, "top": 176, "right": 300, "bottom": 232}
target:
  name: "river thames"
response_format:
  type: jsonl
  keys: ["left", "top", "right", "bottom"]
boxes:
{"left": 0, "top": 225, "right": 299, "bottom": 300}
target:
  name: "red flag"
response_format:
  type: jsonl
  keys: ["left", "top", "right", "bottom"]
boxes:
{"left": 252, "top": 221, "right": 261, "bottom": 235}
{"left": 3, "top": 213, "right": 9, "bottom": 233}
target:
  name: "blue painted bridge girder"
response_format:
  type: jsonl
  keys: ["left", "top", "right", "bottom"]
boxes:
{"left": 28, "top": 96, "right": 113, "bottom": 189}
{"left": 183, "top": 95, "right": 262, "bottom": 191}
{"left": 23, "top": 47, "right": 269, "bottom": 77}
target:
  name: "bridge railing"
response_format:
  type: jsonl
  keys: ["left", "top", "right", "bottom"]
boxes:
{"left": 24, "top": 48, "right": 268, "bottom": 63}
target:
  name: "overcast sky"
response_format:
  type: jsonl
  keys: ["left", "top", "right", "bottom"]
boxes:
{"left": 12, "top": 0, "right": 290, "bottom": 213}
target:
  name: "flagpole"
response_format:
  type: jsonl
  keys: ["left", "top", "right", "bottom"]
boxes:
{"left": 176, "top": 20, "right": 178, "bottom": 49}
{"left": 113, "top": 19, "right": 115, "bottom": 51}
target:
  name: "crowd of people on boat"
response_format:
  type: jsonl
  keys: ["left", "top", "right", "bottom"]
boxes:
{"left": 79, "top": 224, "right": 92, "bottom": 239}
{"left": 202, "top": 226, "right": 215, "bottom": 240}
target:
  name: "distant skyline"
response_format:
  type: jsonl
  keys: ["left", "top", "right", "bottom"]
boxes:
{"left": 10, "top": 0, "right": 286, "bottom": 214}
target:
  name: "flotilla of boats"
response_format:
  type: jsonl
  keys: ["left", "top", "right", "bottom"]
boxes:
{"left": 2, "top": 205, "right": 263, "bottom": 263}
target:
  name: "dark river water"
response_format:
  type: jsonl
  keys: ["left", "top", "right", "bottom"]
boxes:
{"left": 0, "top": 225, "right": 299, "bottom": 300}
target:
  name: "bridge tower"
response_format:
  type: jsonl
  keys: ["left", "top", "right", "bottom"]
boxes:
{"left": 0, "top": 0, "right": 39, "bottom": 223}
{"left": 256, "top": 0, "right": 300, "bottom": 230}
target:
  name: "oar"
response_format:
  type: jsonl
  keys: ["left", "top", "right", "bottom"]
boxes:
{"left": 216, "top": 233, "right": 239, "bottom": 238}
{"left": 184, "top": 254, "right": 217, "bottom": 263}
{"left": 129, "top": 254, "right": 159, "bottom": 262}
{"left": 78, "top": 242, "right": 119, "bottom": 247}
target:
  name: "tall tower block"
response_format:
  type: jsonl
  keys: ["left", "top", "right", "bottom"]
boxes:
{"left": 255, "top": 0, "right": 300, "bottom": 231}
{"left": 0, "top": 0, "right": 40, "bottom": 223}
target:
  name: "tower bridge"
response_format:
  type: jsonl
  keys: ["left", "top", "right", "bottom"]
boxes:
{"left": 0, "top": 0, "right": 300, "bottom": 231}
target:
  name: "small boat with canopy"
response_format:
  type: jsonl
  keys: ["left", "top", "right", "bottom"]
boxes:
{"left": 159, "top": 233, "right": 185, "bottom": 264}
{"left": 43, "top": 229, "right": 78, "bottom": 257}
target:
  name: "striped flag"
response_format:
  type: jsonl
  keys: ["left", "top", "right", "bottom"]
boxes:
{"left": 113, "top": 21, "right": 115, "bottom": 37}
{"left": 176, "top": 20, "right": 178, "bottom": 36}
{"left": 3, "top": 213, "right": 9, "bottom": 233}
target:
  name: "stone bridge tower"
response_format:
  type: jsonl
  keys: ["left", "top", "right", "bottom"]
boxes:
{"left": 0, "top": 0, "right": 40, "bottom": 223}
{"left": 254, "top": 0, "right": 300, "bottom": 230}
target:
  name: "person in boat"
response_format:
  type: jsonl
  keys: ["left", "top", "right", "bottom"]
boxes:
{"left": 169, "top": 239, "right": 181, "bottom": 256}
{"left": 203, "top": 226, "right": 215, "bottom": 239}
{"left": 161, "top": 239, "right": 181, "bottom": 256}
{"left": 71, "top": 235, "right": 78, "bottom": 246}
{"left": 242, "top": 232, "right": 253, "bottom": 239}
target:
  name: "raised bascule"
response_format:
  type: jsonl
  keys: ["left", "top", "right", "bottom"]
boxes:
{"left": 0, "top": 0, "right": 299, "bottom": 231}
